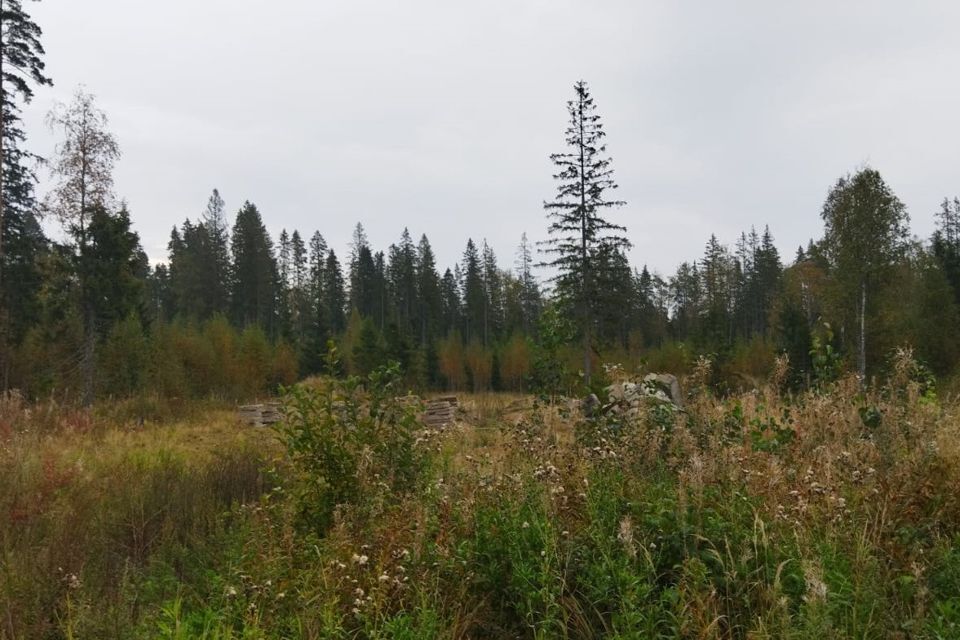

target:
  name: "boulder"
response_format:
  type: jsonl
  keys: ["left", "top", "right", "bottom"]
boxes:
{"left": 581, "top": 393, "right": 601, "bottom": 417}
{"left": 604, "top": 373, "right": 683, "bottom": 414}
{"left": 642, "top": 373, "right": 683, "bottom": 408}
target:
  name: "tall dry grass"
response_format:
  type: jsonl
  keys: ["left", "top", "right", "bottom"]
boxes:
{"left": 2, "top": 351, "right": 960, "bottom": 638}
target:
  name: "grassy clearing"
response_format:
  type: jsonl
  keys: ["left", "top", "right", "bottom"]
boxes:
{"left": 3, "top": 358, "right": 960, "bottom": 638}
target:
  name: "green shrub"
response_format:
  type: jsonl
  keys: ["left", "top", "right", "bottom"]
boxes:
{"left": 276, "top": 348, "right": 427, "bottom": 534}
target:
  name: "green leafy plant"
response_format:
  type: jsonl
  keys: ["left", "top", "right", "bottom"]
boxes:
{"left": 810, "top": 321, "right": 843, "bottom": 386}
{"left": 749, "top": 406, "right": 797, "bottom": 453}
{"left": 275, "top": 343, "right": 427, "bottom": 534}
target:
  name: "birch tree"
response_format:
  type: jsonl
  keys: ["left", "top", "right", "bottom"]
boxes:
{"left": 821, "top": 167, "right": 909, "bottom": 383}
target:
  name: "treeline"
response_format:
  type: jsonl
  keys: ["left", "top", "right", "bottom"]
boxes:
{"left": 3, "top": 3, "right": 960, "bottom": 402}
{"left": 154, "top": 199, "right": 547, "bottom": 392}
{"left": 7, "top": 168, "right": 960, "bottom": 401}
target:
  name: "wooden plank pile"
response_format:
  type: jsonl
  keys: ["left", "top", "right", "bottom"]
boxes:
{"left": 423, "top": 396, "right": 458, "bottom": 428}
{"left": 237, "top": 402, "right": 283, "bottom": 427}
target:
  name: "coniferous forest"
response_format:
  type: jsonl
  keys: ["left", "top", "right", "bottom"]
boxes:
{"left": 5, "top": 73, "right": 960, "bottom": 401}
{"left": 5, "top": 2, "right": 960, "bottom": 639}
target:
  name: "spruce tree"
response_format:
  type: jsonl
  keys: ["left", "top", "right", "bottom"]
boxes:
{"left": 415, "top": 234, "right": 442, "bottom": 344}
{"left": 324, "top": 249, "right": 346, "bottom": 335}
{"left": 481, "top": 240, "right": 503, "bottom": 345}
{"left": 290, "top": 229, "right": 308, "bottom": 346}
{"left": 167, "top": 219, "right": 213, "bottom": 318}
{"left": 1, "top": 0, "right": 52, "bottom": 302}
{"left": 461, "top": 239, "right": 485, "bottom": 344}
{"left": 387, "top": 228, "right": 417, "bottom": 337}
{"left": 440, "top": 267, "right": 461, "bottom": 337}
{"left": 348, "top": 224, "right": 376, "bottom": 318}
{"left": 277, "top": 229, "right": 292, "bottom": 338}
{"left": 932, "top": 197, "right": 960, "bottom": 305}
{"left": 200, "top": 188, "right": 231, "bottom": 314}
{"left": 515, "top": 232, "right": 541, "bottom": 336}
{"left": 700, "top": 234, "right": 735, "bottom": 348}
{"left": 230, "top": 202, "right": 278, "bottom": 333}
{"left": 540, "top": 81, "right": 629, "bottom": 384}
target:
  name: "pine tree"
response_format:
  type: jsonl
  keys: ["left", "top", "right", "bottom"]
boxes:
{"left": 540, "top": 81, "right": 629, "bottom": 384}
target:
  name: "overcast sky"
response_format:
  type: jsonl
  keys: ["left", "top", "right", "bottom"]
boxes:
{"left": 20, "top": 0, "right": 960, "bottom": 275}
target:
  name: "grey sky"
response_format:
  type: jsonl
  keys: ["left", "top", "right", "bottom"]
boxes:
{"left": 21, "top": 0, "right": 960, "bottom": 276}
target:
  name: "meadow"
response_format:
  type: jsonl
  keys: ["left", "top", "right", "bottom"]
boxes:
{"left": 2, "top": 352, "right": 960, "bottom": 639}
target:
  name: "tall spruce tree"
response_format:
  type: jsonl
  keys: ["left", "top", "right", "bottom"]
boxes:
{"left": 700, "top": 234, "right": 735, "bottom": 348}
{"left": 277, "top": 229, "right": 292, "bottom": 338}
{"left": 323, "top": 249, "right": 346, "bottom": 335}
{"left": 84, "top": 204, "right": 146, "bottom": 329}
{"left": 670, "top": 261, "right": 702, "bottom": 341}
{"left": 387, "top": 228, "right": 417, "bottom": 337}
{"left": 167, "top": 219, "right": 214, "bottom": 318}
{"left": 514, "top": 233, "right": 543, "bottom": 335}
{"left": 230, "top": 201, "right": 278, "bottom": 333}
{"left": 200, "top": 188, "right": 231, "bottom": 314}
{"left": 481, "top": 240, "right": 503, "bottom": 345}
{"left": 348, "top": 223, "right": 376, "bottom": 318}
{"left": 290, "top": 229, "right": 308, "bottom": 345}
{"left": 416, "top": 234, "right": 442, "bottom": 344}
{"left": 461, "top": 239, "right": 485, "bottom": 344}
{"left": 300, "top": 231, "right": 329, "bottom": 372}
{"left": 515, "top": 232, "right": 541, "bottom": 336}
{"left": 540, "top": 80, "right": 629, "bottom": 384}
{"left": 440, "top": 267, "right": 461, "bottom": 337}
{"left": 0, "top": 0, "right": 52, "bottom": 303}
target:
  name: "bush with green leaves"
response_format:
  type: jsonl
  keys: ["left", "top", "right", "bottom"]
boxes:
{"left": 275, "top": 347, "right": 427, "bottom": 534}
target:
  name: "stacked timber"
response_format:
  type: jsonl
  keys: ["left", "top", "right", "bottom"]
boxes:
{"left": 238, "top": 402, "right": 283, "bottom": 426}
{"left": 423, "top": 396, "right": 457, "bottom": 428}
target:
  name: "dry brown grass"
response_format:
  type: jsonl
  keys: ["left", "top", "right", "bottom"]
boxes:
{"left": 3, "top": 357, "right": 960, "bottom": 637}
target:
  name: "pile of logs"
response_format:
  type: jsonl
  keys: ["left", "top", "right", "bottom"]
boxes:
{"left": 238, "top": 396, "right": 460, "bottom": 429}
{"left": 237, "top": 402, "right": 283, "bottom": 427}
{"left": 423, "top": 396, "right": 458, "bottom": 428}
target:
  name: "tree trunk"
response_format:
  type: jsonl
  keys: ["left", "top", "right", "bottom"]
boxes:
{"left": 578, "top": 91, "right": 591, "bottom": 386}
{"left": 0, "top": 47, "right": 7, "bottom": 392}
{"left": 82, "top": 301, "right": 95, "bottom": 406}
{"left": 858, "top": 279, "right": 867, "bottom": 386}
{"left": 0, "top": 39, "right": 5, "bottom": 300}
